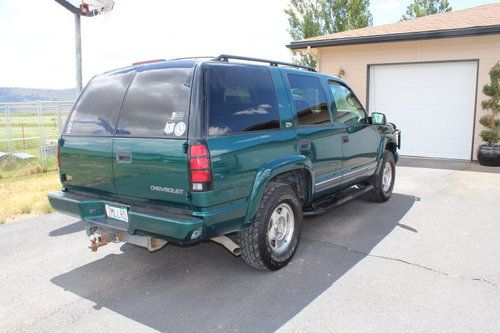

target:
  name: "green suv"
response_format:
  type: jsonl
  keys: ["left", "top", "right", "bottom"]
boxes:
{"left": 48, "top": 55, "right": 400, "bottom": 270}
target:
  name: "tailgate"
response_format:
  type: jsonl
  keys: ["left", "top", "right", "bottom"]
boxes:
{"left": 113, "top": 138, "right": 191, "bottom": 206}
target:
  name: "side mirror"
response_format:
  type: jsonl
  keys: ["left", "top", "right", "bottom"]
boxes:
{"left": 371, "top": 112, "right": 387, "bottom": 125}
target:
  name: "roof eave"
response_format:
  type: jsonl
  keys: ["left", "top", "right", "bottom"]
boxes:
{"left": 287, "top": 24, "right": 500, "bottom": 49}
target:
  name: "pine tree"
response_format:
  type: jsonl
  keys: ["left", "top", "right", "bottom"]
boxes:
{"left": 479, "top": 62, "right": 500, "bottom": 146}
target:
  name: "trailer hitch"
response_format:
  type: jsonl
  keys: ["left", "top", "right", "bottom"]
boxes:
{"left": 89, "top": 233, "right": 112, "bottom": 252}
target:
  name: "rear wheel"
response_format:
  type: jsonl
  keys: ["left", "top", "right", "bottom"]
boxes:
{"left": 367, "top": 150, "right": 396, "bottom": 202}
{"left": 239, "top": 182, "right": 302, "bottom": 270}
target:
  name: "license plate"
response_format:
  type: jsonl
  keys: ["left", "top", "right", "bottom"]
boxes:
{"left": 105, "top": 204, "right": 129, "bottom": 223}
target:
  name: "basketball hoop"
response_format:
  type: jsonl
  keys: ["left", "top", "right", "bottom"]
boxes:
{"left": 54, "top": 0, "right": 115, "bottom": 17}
{"left": 80, "top": 0, "right": 115, "bottom": 16}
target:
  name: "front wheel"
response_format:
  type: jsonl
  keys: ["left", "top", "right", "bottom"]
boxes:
{"left": 367, "top": 150, "right": 396, "bottom": 202}
{"left": 239, "top": 182, "right": 302, "bottom": 270}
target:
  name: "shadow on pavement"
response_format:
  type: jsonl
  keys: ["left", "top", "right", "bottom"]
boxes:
{"left": 398, "top": 156, "right": 500, "bottom": 173}
{"left": 49, "top": 221, "right": 85, "bottom": 237}
{"left": 51, "top": 193, "right": 417, "bottom": 333}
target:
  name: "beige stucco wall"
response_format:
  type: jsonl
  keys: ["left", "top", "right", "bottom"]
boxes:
{"left": 315, "top": 34, "right": 500, "bottom": 159}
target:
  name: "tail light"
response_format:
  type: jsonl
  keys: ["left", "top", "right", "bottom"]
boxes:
{"left": 189, "top": 143, "right": 212, "bottom": 191}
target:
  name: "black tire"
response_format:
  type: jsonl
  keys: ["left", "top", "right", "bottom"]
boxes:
{"left": 239, "top": 182, "right": 302, "bottom": 270}
{"left": 367, "top": 150, "right": 396, "bottom": 203}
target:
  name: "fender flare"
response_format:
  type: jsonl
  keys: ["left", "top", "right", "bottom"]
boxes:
{"left": 243, "top": 155, "right": 314, "bottom": 225}
{"left": 376, "top": 135, "right": 398, "bottom": 173}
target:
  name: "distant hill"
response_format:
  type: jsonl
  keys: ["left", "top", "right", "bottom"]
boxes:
{"left": 0, "top": 87, "right": 76, "bottom": 103}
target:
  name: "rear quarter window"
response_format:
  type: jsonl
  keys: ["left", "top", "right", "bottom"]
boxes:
{"left": 116, "top": 65, "right": 194, "bottom": 137}
{"left": 207, "top": 64, "right": 280, "bottom": 135}
{"left": 65, "top": 71, "right": 133, "bottom": 135}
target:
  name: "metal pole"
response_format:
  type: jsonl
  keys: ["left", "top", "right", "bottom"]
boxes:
{"left": 75, "top": 14, "right": 82, "bottom": 93}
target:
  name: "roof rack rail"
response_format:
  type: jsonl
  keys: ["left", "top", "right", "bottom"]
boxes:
{"left": 169, "top": 56, "right": 215, "bottom": 61}
{"left": 212, "top": 54, "right": 316, "bottom": 72}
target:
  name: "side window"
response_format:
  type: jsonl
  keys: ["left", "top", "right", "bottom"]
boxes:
{"left": 286, "top": 74, "right": 330, "bottom": 126}
{"left": 207, "top": 64, "right": 280, "bottom": 135}
{"left": 116, "top": 66, "right": 194, "bottom": 137}
{"left": 329, "top": 81, "right": 366, "bottom": 125}
{"left": 65, "top": 71, "right": 133, "bottom": 135}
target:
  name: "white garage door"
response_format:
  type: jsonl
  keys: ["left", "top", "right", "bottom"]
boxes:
{"left": 368, "top": 61, "right": 477, "bottom": 160}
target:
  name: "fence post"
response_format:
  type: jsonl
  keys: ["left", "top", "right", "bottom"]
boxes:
{"left": 57, "top": 103, "right": 62, "bottom": 134}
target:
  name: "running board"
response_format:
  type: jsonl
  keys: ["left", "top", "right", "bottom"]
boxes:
{"left": 303, "top": 184, "right": 373, "bottom": 217}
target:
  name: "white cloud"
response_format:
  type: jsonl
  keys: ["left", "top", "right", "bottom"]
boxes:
{"left": 234, "top": 104, "right": 272, "bottom": 115}
{"left": 208, "top": 126, "right": 231, "bottom": 135}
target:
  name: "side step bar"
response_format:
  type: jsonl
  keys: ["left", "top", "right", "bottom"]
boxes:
{"left": 303, "top": 184, "right": 373, "bottom": 217}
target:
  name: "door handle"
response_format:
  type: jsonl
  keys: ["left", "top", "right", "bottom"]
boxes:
{"left": 342, "top": 134, "right": 349, "bottom": 143}
{"left": 116, "top": 151, "right": 132, "bottom": 163}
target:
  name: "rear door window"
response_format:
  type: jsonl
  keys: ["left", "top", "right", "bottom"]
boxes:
{"left": 116, "top": 66, "right": 194, "bottom": 137}
{"left": 286, "top": 74, "right": 330, "bottom": 126}
{"left": 65, "top": 71, "right": 133, "bottom": 135}
{"left": 207, "top": 64, "right": 280, "bottom": 135}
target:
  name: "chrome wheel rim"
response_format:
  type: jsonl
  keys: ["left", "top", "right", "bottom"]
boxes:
{"left": 267, "top": 203, "right": 295, "bottom": 255}
{"left": 382, "top": 162, "right": 393, "bottom": 192}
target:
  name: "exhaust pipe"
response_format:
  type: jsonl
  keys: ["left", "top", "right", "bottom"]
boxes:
{"left": 211, "top": 236, "right": 242, "bottom": 256}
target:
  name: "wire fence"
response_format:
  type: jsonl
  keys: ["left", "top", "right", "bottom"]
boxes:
{"left": 0, "top": 101, "right": 74, "bottom": 178}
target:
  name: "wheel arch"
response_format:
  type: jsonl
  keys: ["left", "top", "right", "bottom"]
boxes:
{"left": 243, "top": 155, "right": 314, "bottom": 226}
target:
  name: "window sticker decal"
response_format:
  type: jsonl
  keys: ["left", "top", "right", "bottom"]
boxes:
{"left": 170, "top": 111, "right": 185, "bottom": 121}
{"left": 174, "top": 122, "right": 186, "bottom": 136}
{"left": 164, "top": 122, "right": 175, "bottom": 135}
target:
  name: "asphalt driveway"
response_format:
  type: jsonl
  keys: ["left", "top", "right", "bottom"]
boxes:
{"left": 1, "top": 159, "right": 499, "bottom": 332}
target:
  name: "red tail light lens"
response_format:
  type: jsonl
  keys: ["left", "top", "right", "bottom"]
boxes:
{"left": 189, "top": 144, "right": 212, "bottom": 191}
{"left": 190, "top": 157, "right": 209, "bottom": 169}
{"left": 191, "top": 170, "right": 211, "bottom": 182}
{"left": 190, "top": 145, "right": 208, "bottom": 157}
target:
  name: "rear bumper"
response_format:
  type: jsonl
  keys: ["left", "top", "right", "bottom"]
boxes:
{"left": 48, "top": 191, "right": 205, "bottom": 243}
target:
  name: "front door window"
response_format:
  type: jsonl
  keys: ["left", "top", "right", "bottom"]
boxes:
{"left": 329, "top": 81, "right": 366, "bottom": 125}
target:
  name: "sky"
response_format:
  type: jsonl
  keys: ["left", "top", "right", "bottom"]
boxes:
{"left": 0, "top": 0, "right": 497, "bottom": 89}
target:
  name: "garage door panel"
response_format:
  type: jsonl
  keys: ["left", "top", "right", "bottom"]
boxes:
{"left": 369, "top": 61, "right": 477, "bottom": 160}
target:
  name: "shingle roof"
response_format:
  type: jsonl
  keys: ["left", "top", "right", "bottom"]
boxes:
{"left": 288, "top": 3, "right": 500, "bottom": 49}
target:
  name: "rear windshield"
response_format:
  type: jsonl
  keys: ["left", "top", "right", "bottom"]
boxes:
{"left": 65, "top": 71, "right": 133, "bottom": 135}
{"left": 116, "top": 65, "right": 193, "bottom": 137}
{"left": 65, "top": 64, "right": 193, "bottom": 138}
{"left": 207, "top": 64, "right": 280, "bottom": 135}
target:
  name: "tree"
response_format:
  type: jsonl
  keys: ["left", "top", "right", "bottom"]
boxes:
{"left": 285, "top": 0, "right": 373, "bottom": 67}
{"left": 479, "top": 62, "right": 500, "bottom": 146}
{"left": 401, "top": 0, "right": 452, "bottom": 21}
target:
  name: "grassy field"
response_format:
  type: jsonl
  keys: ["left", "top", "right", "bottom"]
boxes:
{"left": 0, "top": 171, "right": 60, "bottom": 224}
{"left": 0, "top": 113, "right": 64, "bottom": 149}
{"left": 0, "top": 112, "right": 67, "bottom": 178}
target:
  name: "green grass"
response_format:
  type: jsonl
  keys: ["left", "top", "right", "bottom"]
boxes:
{"left": 0, "top": 171, "right": 60, "bottom": 224}
{"left": 0, "top": 112, "right": 67, "bottom": 177}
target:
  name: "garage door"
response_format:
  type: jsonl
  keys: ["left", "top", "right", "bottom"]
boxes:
{"left": 368, "top": 61, "right": 477, "bottom": 160}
